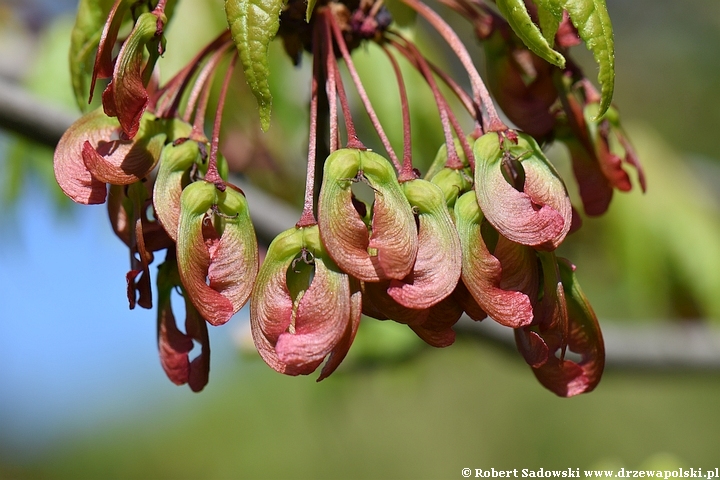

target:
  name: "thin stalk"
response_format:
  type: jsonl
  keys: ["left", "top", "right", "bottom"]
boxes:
{"left": 154, "top": 31, "right": 232, "bottom": 118}
{"left": 153, "top": 0, "right": 168, "bottom": 14}
{"left": 323, "top": 11, "right": 365, "bottom": 151}
{"left": 379, "top": 44, "right": 415, "bottom": 181}
{"left": 389, "top": 36, "right": 463, "bottom": 169}
{"left": 205, "top": 53, "right": 238, "bottom": 190}
{"left": 388, "top": 31, "right": 475, "bottom": 117}
{"left": 185, "top": 41, "right": 234, "bottom": 141}
{"left": 319, "top": 16, "right": 340, "bottom": 153}
{"left": 296, "top": 24, "right": 323, "bottom": 228}
{"left": 401, "top": 0, "right": 505, "bottom": 132}
{"left": 327, "top": 10, "right": 400, "bottom": 168}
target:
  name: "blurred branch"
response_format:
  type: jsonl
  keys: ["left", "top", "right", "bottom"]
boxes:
{"left": 3, "top": 81, "right": 720, "bottom": 370}
{"left": 457, "top": 318, "right": 720, "bottom": 369}
{"left": 0, "top": 76, "right": 77, "bottom": 148}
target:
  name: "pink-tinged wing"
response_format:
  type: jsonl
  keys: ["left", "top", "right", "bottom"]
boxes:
{"left": 90, "top": 0, "right": 130, "bottom": 99}
{"left": 523, "top": 257, "right": 605, "bottom": 397}
{"left": 474, "top": 132, "right": 571, "bottom": 250}
{"left": 156, "top": 256, "right": 210, "bottom": 392}
{"left": 183, "top": 296, "right": 211, "bottom": 392}
{"left": 81, "top": 125, "right": 165, "bottom": 185}
{"left": 250, "top": 228, "right": 300, "bottom": 375}
{"left": 205, "top": 186, "right": 259, "bottom": 321}
{"left": 362, "top": 280, "right": 429, "bottom": 325}
{"left": 484, "top": 34, "right": 558, "bottom": 139}
{"left": 591, "top": 107, "right": 647, "bottom": 194}
{"left": 251, "top": 226, "right": 356, "bottom": 379}
{"left": 153, "top": 140, "right": 200, "bottom": 240}
{"left": 318, "top": 278, "right": 362, "bottom": 381}
{"left": 319, "top": 149, "right": 417, "bottom": 282}
{"left": 157, "top": 282, "right": 193, "bottom": 386}
{"left": 454, "top": 191, "right": 534, "bottom": 328}
{"left": 53, "top": 108, "right": 116, "bottom": 204}
{"left": 275, "top": 256, "right": 351, "bottom": 375}
{"left": 388, "top": 179, "right": 461, "bottom": 309}
{"left": 363, "top": 151, "right": 418, "bottom": 280}
{"left": 565, "top": 137, "right": 614, "bottom": 216}
{"left": 104, "top": 12, "right": 162, "bottom": 138}
{"left": 176, "top": 181, "right": 233, "bottom": 326}
{"left": 453, "top": 280, "right": 488, "bottom": 322}
{"left": 409, "top": 295, "right": 464, "bottom": 348}
{"left": 514, "top": 328, "right": 549, "bottom": 368}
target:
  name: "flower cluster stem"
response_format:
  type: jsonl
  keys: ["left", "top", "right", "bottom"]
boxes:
{"left": 206, "top": 53, "right": 239, "bottom": 191}
{"left": 401, "top": 0, "right": 505, "bottom": 132}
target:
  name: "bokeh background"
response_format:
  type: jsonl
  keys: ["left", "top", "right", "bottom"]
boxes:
{"left": 2, "top": 0, "right": 720, "bottom": 478}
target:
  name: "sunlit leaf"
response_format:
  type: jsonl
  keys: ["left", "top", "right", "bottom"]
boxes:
{"left": 225, "top": 0, "right": 285, "bottom": 131}
{"left": 563, "top": 0, "right": 615, "bottom": 117}
{"left": 306, "top": 0, "right": 317, "bottom": 22}
{"left": 534, "top": 0, "right": 563, "bottom": 44}
{"left": 495, "top": 0, "right": 565, "bottom": 68}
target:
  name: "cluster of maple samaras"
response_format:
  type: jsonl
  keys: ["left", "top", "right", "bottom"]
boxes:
{"left": 52, "top": 0, "right": 645, "bottom": 397}
{"left": 255, "top": 132, "right": 603, "bottom": 396}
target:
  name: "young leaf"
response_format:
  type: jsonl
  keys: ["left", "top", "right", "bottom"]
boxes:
{"left": 495, "top": 0, "right": 566, "bottom": 68}
{"left": 563, "top": 0, "right": 615, "bottom": 117}
{"left": 535, "top": 2, "right": 562, "bottom": 45}
{"left": 306, "top": 0, "right": 317, "bottom": 22}
{"left": 225, "top": 0, "right": 285, "bottom": 131}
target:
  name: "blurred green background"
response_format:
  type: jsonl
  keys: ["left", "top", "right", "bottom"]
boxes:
{"left": 1, "top": 0, "right": 720, "bottom": 478}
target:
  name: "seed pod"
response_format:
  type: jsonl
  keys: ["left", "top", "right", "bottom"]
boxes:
{"left": 318, "top": 148, "right": 418, "bottom": 282}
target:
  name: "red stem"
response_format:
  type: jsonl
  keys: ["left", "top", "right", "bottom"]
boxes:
{"left": 401, "top": 0, "right": 506, "bottom": 132}
{"left": 205, "top": 53, "right": 238, "bottom": 190}
{"left": 328, "top": 10, "right": 403, "bottom": 166}
{"left": 319, "top": 17, "right": 340, "bottom": 153}
{"left": 154, "top": 31, "right": 232, "bottom": 119}
{"left": 296, "top": 19, "right": 324, "bottom": 228}
{"left": 389, "top": 36, "right": 464, "bottom": 170}
{"left": 389, "top": 31, "right": 475, "bottom": 118}
{"left": 185, "top": 41, "right": 234, "bottom": 140}
{"left": 323, "top": 11, "right": 365, "bottom": 151}
{"left": 379, "top": 44, "right": 415, "bottom": 181}
{"left": 153, "top": 0, "right": 168, "bottom": 14}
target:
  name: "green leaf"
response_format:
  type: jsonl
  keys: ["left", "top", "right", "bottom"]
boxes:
{"left": 562, "top": 0, "right": 615, "bottom": 118}
{"left": 68, "top": 0, "right": 118, "bottom": 111}
{"left": 225, "top": 0, "right": 285, "bottom": 131}
{"left": 305, "top": 0, "right": 317, "bottom": 22}
{"left": 535, "top": 3, "right": 562, "bottom": 45}
{"left": 496, "top": 0, "right": 566, "bottom": 68}
{"left": 534, "top": 0, "right": 564, "bottom": 20}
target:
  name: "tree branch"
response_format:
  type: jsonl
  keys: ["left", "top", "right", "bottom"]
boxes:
{"left": 0, "top": 76, "right": 77, "bottom": 148}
